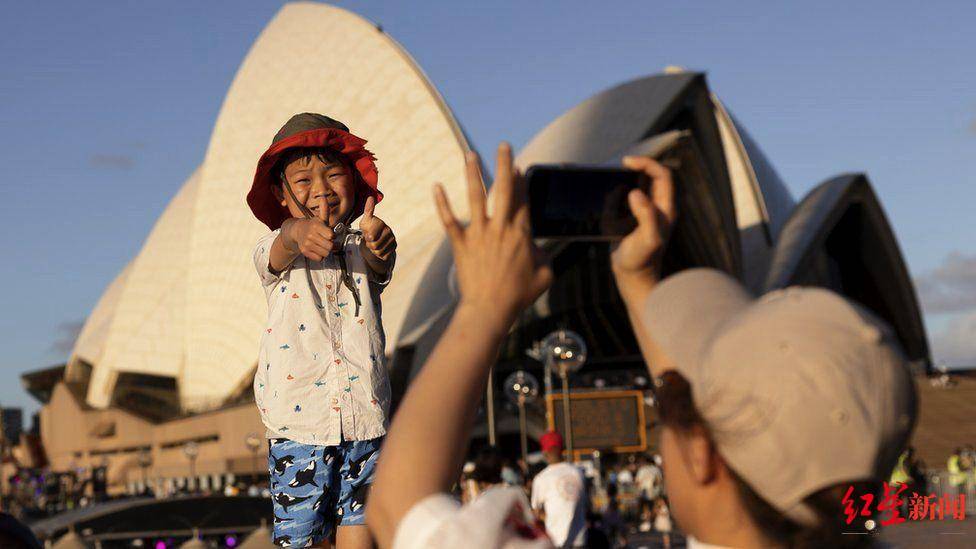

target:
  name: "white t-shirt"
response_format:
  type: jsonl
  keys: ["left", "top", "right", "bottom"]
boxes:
{"left": 530, "top": 462, "right": 587, "bottom": 547}
{"left": 636, "top": 463, "right": 663, "bottom": 499}
{"left": 393, "top": 488, "right": 552, "bottom": 549}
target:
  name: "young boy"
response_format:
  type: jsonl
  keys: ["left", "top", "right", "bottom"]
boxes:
{"left": 246, "top": 113, "right": 397, "bottom": 548}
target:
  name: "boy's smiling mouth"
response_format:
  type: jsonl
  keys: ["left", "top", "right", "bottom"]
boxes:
{"left": 310, "top": 200, "right": 341, "bottom": 213}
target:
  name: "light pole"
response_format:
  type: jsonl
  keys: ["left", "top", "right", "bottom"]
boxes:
{"left": 540, "top": 330, "right": 587, "bottom": 459}
{"left": 245, "top": 433, "right": 262, "bottom": 480}
{"left": 137, "top": 448, "right": 153, "bottom": 493}
{"left": 486, "top": 369, "right": 497, "bottom": 446}
{"left": 183, "top": 441, "right": 199, "bottom": 492}
{"left": 503, "top": 371, "right": 540, "bottom": 464}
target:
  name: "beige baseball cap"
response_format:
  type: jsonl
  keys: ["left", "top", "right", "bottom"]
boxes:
{"left": 643, "top": 269, "right": 918, "bottom": 526}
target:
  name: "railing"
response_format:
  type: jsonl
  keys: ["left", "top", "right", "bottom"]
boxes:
{"left": 917, "top": 470, "right": 976, "bottom": 515}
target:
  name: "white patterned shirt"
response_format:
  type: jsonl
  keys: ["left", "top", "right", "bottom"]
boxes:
{"left": 252, "top": 228, "right": 393, "bottom": 446}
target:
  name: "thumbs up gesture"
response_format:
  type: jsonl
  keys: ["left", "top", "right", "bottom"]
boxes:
{"left": 359, "top": 196, "right": 397, "bottom": 262}
{"left": 284, "top": 194, "right": 340, "bottom": 262}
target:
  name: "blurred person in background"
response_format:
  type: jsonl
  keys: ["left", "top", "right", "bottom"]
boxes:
{"left": 471, "top": 447, "right": 506, "bottom": 497}
{"left": 653, "top": 497, "right": 673, "bottom": 549}
{"left": 948, "top": 448, "right": 965, "bottom": 497}
{"left": 530, "top": 431, "right": 587, "bottom": 548}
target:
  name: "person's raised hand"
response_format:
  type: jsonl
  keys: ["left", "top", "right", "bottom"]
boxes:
{"left": 433, "top": 143, "right": 552, "bottom": 329}
{"left": 610, "top": 156, "right": 677, "bottom": 292}
{"left": 287, "top": 193, "right": 338, "bottom": 262}
{"left": 359, "top": 195, "right": 397, "bottom": 261}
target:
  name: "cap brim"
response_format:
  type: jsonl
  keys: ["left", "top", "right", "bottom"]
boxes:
{"left": 641, "top": 268, "right": 752, "bottom": 382}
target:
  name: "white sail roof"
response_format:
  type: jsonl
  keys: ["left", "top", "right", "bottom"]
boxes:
{"left": 70, "top": 262, "right": 132, "bottom": 371}
{"left": 85, "top": 168, "right": 201, "bottom": 407}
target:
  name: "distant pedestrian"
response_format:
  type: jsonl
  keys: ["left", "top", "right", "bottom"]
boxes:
{"left": 530, "top": 432, "right": 588, "bottom": 548}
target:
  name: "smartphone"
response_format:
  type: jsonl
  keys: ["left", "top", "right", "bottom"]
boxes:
{"left": 527, "top": 164, "right": 649, "bottom": 239}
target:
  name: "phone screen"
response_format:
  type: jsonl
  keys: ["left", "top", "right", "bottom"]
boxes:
{"left": 527, "top": 165, "right": 647, "bottom": 239}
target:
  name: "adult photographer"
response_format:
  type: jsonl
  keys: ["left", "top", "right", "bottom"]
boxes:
{"left": 367, "top": 144, "right": 916, "bottom": 548}
{"left": 611, "top": 157, "right": 917, "bottom": 547}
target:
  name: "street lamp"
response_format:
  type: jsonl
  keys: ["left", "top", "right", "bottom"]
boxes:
{"left": 183, "top": 441, "right": 199, "bottom": 492}
{"left": 503, "top": 370, "right": 540, "bottom": 464}
{"left": 245, "top": 433, "right": 262, "bottom": 479}
{"left": 540, "top": 330, "right": 587, "bottom": 459}
{"left": 137, "top": 448, "right": 153, "bottom": 493}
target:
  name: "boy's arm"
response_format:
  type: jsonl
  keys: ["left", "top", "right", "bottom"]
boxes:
{"left": 267, "top": 219, "right": 301, "bottom": 274}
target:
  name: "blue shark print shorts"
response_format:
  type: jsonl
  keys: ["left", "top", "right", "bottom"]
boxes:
{"left": 268, "top": 436, "right": 383, "bottom": 547}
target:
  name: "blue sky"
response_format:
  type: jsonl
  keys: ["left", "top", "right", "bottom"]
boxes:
{"left": 2, "top": 0, "right": 974, "bottom": 417}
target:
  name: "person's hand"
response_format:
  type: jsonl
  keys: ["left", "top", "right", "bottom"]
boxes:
{"left": 359, "top": 196, "right": 397, "bottom": 261}
{"left": 610, "top": 156, "right": 677, "bottom": 297}
{"left": 434, "top": 143, "right": 552, "bottom": 328}
{"left": 285, "top": 194, "right": 339, "bottom": 262}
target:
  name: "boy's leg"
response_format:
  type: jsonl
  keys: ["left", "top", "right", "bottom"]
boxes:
{"left": 335, "top": 525, "right": 372, "bottom": 549}
{"left": 334, "top": 436, "right": 383, "bottom": 549}
{"left": 268, "top": 438, "right": 335, "bottom": 547}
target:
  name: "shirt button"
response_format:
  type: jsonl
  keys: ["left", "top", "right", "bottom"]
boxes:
{"left": 331, "top": 398, "right": 339, "bottom": 405}
{"left": 329, "top": 296, "right": 336, "bottom": 303}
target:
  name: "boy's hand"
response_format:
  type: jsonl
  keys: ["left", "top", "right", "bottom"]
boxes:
{"left": 286, "top": 194, "right": 340, "bottom": 262}
{"left": 358, "top": 196, "right": 397, "bottom": 261}
{"left": 434, "top": 143, "right": 552, "bottom": 329}
{"left": 610, "top": 156, "right": 677, "bottom": 298}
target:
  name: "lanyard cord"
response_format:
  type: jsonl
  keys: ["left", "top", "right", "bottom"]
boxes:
{"left": 283, "top": 181, "right": 363, "bottom": 317}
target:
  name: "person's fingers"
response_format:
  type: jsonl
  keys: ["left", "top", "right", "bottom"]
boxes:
{"left": 624, "top": 156, "right": 675, "bottom": 225}
{"left": 532, "top": 263, "right": 554, "bottom": 299}
{"left": 491, "top": 142, "right": 515, "bottom": 224}
{"left": 319, "top": 193, "right": 329, "bottom": 224}
{"left": 627, "top": 188, "right": 657, "bottom": 231}
{"left": 307, "top": 234, "right": 335, "bottom": 255}
{"left": 363, "top": 196, "right": 376, "bottom": 221}
{"left": 465, "top": 151, "right": 487, "bottom": 227}
{"left": 363, "top": 221, "right": 382, "bottom": 243}
{"left": 511, "top": 169, "right": 530, "bottom": 231}
{"left": 375, "top": 239, "right": 396, "bottom": 260}
{"left": 304, "top": 241, "right": 331, "bottom": 260}
{"left": 311, "top": 224, "right": 335, "bottom": 244}
{"left": 371, "top": 231, "right": 395, "bottom": 251}
{"left": 433, "top": 184, "right": 464, "bottom": 247}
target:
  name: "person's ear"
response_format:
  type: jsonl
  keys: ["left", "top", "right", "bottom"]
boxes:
{"left": 684, "top": 425, "right": 720, "bottom": 485}
{"left": 272, "top": 183, "right": 286, "bottom": 207}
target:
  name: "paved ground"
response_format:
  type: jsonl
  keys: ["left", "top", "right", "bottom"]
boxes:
{"left": 613, "top": 516, "right": 976, "bottom": 547}
{"left": 880, "top": 514, "right": 976, "bottom": 548}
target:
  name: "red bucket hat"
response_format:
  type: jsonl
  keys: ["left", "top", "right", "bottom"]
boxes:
{"left": 246, "top": 113, "right": 382, "bottom": 230}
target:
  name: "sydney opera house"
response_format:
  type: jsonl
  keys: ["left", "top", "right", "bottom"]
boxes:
{"left": 19, "top": 1, "right": 933, "bottom": 509}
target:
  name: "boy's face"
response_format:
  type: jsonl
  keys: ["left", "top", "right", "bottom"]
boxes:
{"left": 278, "top": 153, "right": 356, "bottom": 226}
